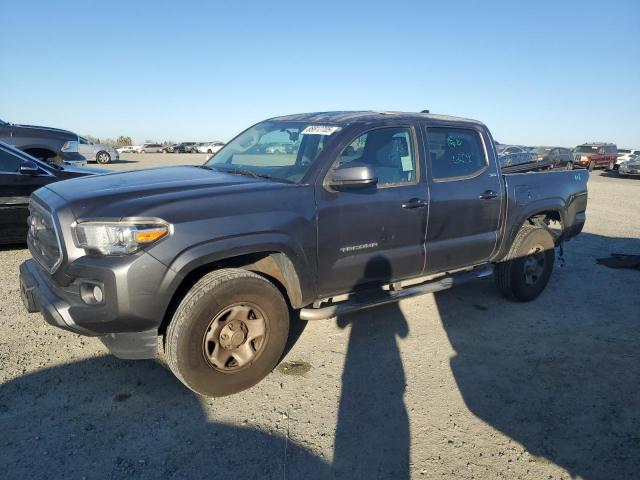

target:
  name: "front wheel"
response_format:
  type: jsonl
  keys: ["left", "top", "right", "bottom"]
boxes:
{"left": 494, "top": 225, "right": 555, "bottom": 302}
{"left": 164, "top": 268, "right": 290, "bottom": 397}
{"left": 588, "top": 160, "right": 595, "bottom": 171}
{"left": 565, "top": 161, "right": 573, "bottom": 170}
{"left": 96, "top": 151, "right": 111, "bottom": 164}
{"left": 607, "top": 160, "right": 615, "bottom": 171}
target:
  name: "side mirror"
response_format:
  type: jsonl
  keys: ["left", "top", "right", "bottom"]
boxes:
{"left": 19, "top": 160, "right": 40, "bottom": 175}
{"left": 329, "top": 163, "right": 377, "bottom": 189}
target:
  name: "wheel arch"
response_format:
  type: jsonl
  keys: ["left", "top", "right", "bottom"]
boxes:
{"left": 495, "top": 202, "right": 566, "bottom": 262}
{"left": 22, "top": 146, "right": 57, "bottom": 161}
{"left": 158, "top": 250, "right": 308, "bottom": 335}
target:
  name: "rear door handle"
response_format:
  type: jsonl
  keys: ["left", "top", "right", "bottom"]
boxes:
{"left": 479, "top": 190, "right": 498, "bottom": 200}
{"left": 401, "top": 198, "right": 428, "bottom": 209}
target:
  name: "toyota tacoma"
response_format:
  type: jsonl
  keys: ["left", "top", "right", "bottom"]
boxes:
{"left": 19, "top": 111, "right": 588, "bottom": 396}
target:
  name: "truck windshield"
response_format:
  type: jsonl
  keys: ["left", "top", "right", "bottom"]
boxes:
{"left": 205, "top": 121, "right": 342, "bottom": 183}
{"left": 575, "top": 145, "right": 598, "bottom": 153}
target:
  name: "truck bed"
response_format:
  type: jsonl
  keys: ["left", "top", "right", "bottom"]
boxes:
{"left": 494, "top": 168, "right": 589, "bottom": 258}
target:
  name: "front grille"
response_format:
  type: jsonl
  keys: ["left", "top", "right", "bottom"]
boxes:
{"left": 27, "top": 201, "right": 63, "bottom": 273}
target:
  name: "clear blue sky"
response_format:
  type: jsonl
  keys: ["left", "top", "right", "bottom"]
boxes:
{"left": 1, "top": 0, "right": 639, "bottom": 147}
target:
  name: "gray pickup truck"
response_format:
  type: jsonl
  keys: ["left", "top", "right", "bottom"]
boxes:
{"left": 19, "top": 111, "right": 588, "bottom": 396}
{"left": 0, "top": 118, "right": 87, "bottom": 165}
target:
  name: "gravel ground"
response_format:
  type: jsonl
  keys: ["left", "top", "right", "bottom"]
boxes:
{"left": 1, "top": 156, "right": 639, "bottom": 479}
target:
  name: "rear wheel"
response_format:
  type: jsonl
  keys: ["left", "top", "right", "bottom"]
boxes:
{"left": 96, "top": 151, "right": 111, "bottom": 164}
{"left": 495, "top": 225, "right": 555, "bottom": 302}
{"left": 164, "top": 268, "right": 290, "bottom": 397}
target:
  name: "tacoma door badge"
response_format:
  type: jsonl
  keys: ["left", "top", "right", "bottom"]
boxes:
{"left": 340, "top": 242, "right": 379, "bottom": 253}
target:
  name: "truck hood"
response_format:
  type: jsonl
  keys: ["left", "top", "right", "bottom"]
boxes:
{"left": 12, "top": 123, "right": 77, "bottom": 139}
{"left": 42, "top": 165, "right": 286, "bottom": 219}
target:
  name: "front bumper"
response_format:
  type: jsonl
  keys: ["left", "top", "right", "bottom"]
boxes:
{"left": 60, "top": 151, "right": 87, "bottom": 164}
{"left": 19, "top": 256, "right": 169, "bottom": 359}
{"left": 574, "top": 157, "right": 591, "bottom": 169}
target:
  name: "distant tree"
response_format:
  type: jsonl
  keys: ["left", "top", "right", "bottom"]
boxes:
{"left": 116, "top": 136, "right": 133, "bottom": 147}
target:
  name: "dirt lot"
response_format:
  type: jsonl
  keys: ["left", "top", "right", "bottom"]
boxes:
{"left": 1, "top": 154, "right": 639, "bottom": 479}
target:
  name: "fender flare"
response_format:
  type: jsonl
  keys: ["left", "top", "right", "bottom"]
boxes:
{"left": 158, "top": 233, "right": 315, "bottom": 309}
{"left": 495, "top": 198, "right": 566, "bottom": 261}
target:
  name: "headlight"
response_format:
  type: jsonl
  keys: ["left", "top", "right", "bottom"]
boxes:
{"left": 72, "top": 220, "right": 171, "bottom": 255}
{"left": 62, "top": 140, "right": 79, "bottom": 152}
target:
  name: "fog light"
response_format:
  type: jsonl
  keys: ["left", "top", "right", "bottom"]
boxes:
{"left": 80, "top": 283, "right": 104, "bottom": 305}
{"left": 93, "top": 285, "right": 103, "bottom": 303}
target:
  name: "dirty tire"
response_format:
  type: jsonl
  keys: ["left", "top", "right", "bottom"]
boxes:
{"left": 164, "top": 268, "right": 289, "bottom": 397}
{"left": 565, "top": 161, "right": 573, "bottom": 170}
{"left": 494, "top": 225, "right": 555, "bottom": 302}
{"left": 588, "top": 160, "right": 595, "bottom": 171}
{"left": 96, "top": 151, "right": 111, "bottom": 164}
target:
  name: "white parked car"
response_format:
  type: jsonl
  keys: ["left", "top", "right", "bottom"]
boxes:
{"left": 135, "top": 143, "right": 164, "bottom": 153}
{"left": 197, "top": 141, "right": 225, "bottom": 154}
{"left": 616, "top": 149, "right": 640, "bottom": 169}
{"left": 618, "top": 155, "right": 640, "bottom": 177}
{"left": 116, "top": 145, "right": 136, "bottom": 154}
{"left": 78, "top": 136, "right": 120, "bottom": 164}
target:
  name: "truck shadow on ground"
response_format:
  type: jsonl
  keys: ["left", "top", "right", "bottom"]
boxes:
{"left": 0, "top": 357, "right": 331, "bottom": 479}
{"left": 434, "top": 232, "right": 640, "bottom": 480}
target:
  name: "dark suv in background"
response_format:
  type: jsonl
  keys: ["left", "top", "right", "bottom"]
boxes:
{"left": 573, "top": 143, "right": 618, "bottom": 171}
{"left": 0, "top": 117, "right": 87, "bottom": 165}
{"left": 171, "top": 142, "right": 198, "bottom": 153}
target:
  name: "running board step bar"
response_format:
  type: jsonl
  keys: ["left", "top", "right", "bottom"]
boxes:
{"left": 299, "top": 265, "right": 494, "bottom": 321}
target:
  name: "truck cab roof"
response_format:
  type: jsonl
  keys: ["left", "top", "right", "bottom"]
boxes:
{"left": 270, "top": 110, "right": 486, "bottom": 128}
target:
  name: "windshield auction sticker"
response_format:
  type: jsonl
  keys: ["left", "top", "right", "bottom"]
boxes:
{"left": 301, "top": 125, "right": 341, "bottom": 135}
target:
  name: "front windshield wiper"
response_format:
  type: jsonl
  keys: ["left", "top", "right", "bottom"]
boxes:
{"left": 202, "top": 165, "right": 294, "bottom": 183}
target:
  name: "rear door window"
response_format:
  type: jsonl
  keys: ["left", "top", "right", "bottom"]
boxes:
{"left": 425, "top": 127, "right": 487, "bottom": 180}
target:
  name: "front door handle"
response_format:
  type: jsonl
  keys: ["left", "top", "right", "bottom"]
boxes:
{"left": 401, "top": 198, "right": 428, "bottom": 209}
{"left": 479, "top": 190, "right": 498, "bottom": 200}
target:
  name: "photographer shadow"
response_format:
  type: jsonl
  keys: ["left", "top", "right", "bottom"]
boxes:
{"left": 332, "top": 256, "right": 411, "bottom": 478}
